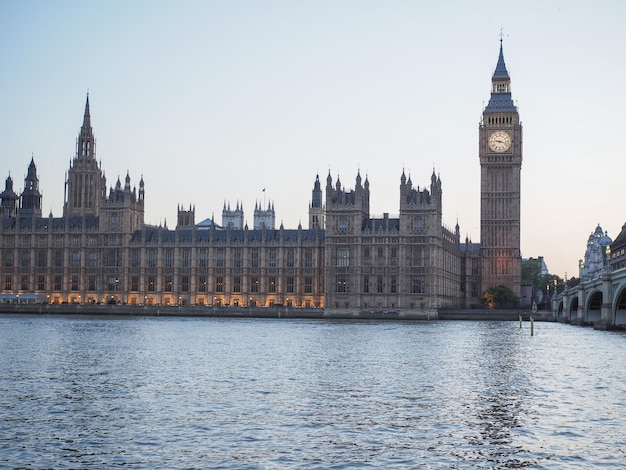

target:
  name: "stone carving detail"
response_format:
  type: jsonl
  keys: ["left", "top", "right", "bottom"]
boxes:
{"left": 582, "top": 224, "right": 612, "bottom": 281}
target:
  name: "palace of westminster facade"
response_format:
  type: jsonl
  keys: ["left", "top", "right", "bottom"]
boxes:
{"left": 0, "top": 42, "right": 522, "bottom": 312}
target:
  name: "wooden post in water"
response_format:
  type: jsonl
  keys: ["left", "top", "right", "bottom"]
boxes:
{"left": 531, "top": 300, "right": 537, "bottom": 336}
{"left": 519, "top": 314, "right": 522, "bottom": 328}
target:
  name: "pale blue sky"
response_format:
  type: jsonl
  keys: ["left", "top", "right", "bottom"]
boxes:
{"left": 1, "top": 0, "right": 625, "bottom": 279}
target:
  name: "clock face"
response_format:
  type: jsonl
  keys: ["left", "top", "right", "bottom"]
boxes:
{"left": 488, "top": 131, "right": 512, "bottom": 152}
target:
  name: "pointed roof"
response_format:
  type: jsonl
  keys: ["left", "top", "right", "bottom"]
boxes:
{"left": 75, "top": 93, "right": 96, "bottom": 164}
{"left": 82, "top": 94, "right": 91, "bottom": 131}
{"left": 492, "top": 40, "right": 510, "bottom": 81}
{"left": 27, "top": 157, "right": 37, "bottom": 179}
{"left": 312, "top": 173, "right": 322, "bottom": 193}
{"left": 484, "top": 40, "right": 516, "bottom": 114}
{"left": 0, "top": 175, "right": 18, "bottom": 200}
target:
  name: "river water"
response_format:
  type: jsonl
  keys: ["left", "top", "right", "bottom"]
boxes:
{"left": 1, "top": 315, "right": 625, "bottom": 469}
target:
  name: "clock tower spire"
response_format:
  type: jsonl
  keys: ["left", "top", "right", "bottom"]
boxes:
{"left": 479, "top": 39, "right": 523, "bottom": 298}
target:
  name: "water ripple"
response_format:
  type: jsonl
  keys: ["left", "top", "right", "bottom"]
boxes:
{"left": 1, "top": 316, "right": 625, "bottom": 468}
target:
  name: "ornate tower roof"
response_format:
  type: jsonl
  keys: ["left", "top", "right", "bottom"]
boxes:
{"left": 27, "top": 157, "right": 38, "bottom": 182}
{"left": 77, "top": 94, "right": 95, "bottom": 160}
{"left": 484, "top": 39, "right": 516, "bottom": 114}
{"left": 492, "top": 40, "right": 510, "bottom": 81}
{"left": 582, "top": 224, "right": 612, "bottom": 281}
{"left": 82, "top": 94, "right": 92, "bottom": 130}
{"left": 20, "top": 157, "right": 42, "bottom": 217}
{"left": 0, "top": 175, "right": 19, "bottom": 218}
{"left": 311, "top": 174, "right": 322, "bottom": 208}
{"left": 64, "top": 95, "right": 103, "bottom": 217}
{"left": 1, "top": 175, "right": 16, "bottom": 197}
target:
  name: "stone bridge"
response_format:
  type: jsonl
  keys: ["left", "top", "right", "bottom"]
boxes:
{"left": 553, "top": 268, "right": 626, "bottom": 328}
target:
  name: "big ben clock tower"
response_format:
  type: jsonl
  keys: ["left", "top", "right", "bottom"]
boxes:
{"left": 480, "top": 39, "right": 522, "bottom": 297}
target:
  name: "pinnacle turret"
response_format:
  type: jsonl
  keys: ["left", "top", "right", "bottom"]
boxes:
{"left": 0, "top": 175, "right": 19, "bottom": 218}
{"left": 64, "top": 95, "right": 103, "bottom": 217}
{"left": 82, "top": 94, "right": 92, "bottom": 131}
{"left": 76, "top": 94, "right": 96, "bottom": 160}
{"left": 20, "top": 158, "right": 42, "bottom": 218}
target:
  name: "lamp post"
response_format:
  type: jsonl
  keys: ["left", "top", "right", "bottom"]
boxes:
{"left": 578, "top": 260, "right": 584, "bottom": 282}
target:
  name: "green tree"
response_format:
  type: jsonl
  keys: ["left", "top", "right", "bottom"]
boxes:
{"left": 521, "top": 259, "right": 542, "bottom": 290}
{"left": 522, "top": 259, "right": 566, "bottom": 302}
{"left": 482, "top": 284, "right": 521, "bottom": 309}
{"left": 542, "top": 273, "right": 565, "bottom": 296}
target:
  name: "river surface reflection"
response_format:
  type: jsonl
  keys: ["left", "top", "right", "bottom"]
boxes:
{"left": 1, "top": 315, "right": 625, "bottom": 468}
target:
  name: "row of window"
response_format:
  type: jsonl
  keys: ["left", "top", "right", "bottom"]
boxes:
{"left": 1, "top": 247, "right": 317, "bottom": 269}
{"left": 3, "top": 234, "right": 123, "bottom": 248}
{"left": 485, "top": 114, "right": 513, "bottom": 124}
{"left": 335, "top": 275, "right": 424, "bottom": 294}
{"left": 4, "top": 247, "right": 433, "bottom": 269}
{"left": 2, "top": 250, "right": 117, "bottom": 268}
{"left": 335, "top": 246, "right": 426, "bottom": 267}
{"left": 5, "top": 274, "right": 316, "bottom": 295}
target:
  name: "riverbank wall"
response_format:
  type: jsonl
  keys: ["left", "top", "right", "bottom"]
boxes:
{"left": 0, "top": 303, "right": 555, "bottom": 321}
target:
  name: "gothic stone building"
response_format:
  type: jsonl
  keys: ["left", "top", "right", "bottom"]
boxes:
{"left": 0, "top": 42, "right": 522, "bottom": 311}
{"left": 323, "top": 170, "right": 463, "bottom": 311}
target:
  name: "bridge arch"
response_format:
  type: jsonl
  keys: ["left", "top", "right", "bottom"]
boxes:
{"left": 613, "top": 284, "right": 626, "bottom": 326}
{"left": 586, "top": 290, "right": 602, "bottom": 324}
{"left": 569, "top": 297, "right": 578, "bottom": 322}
